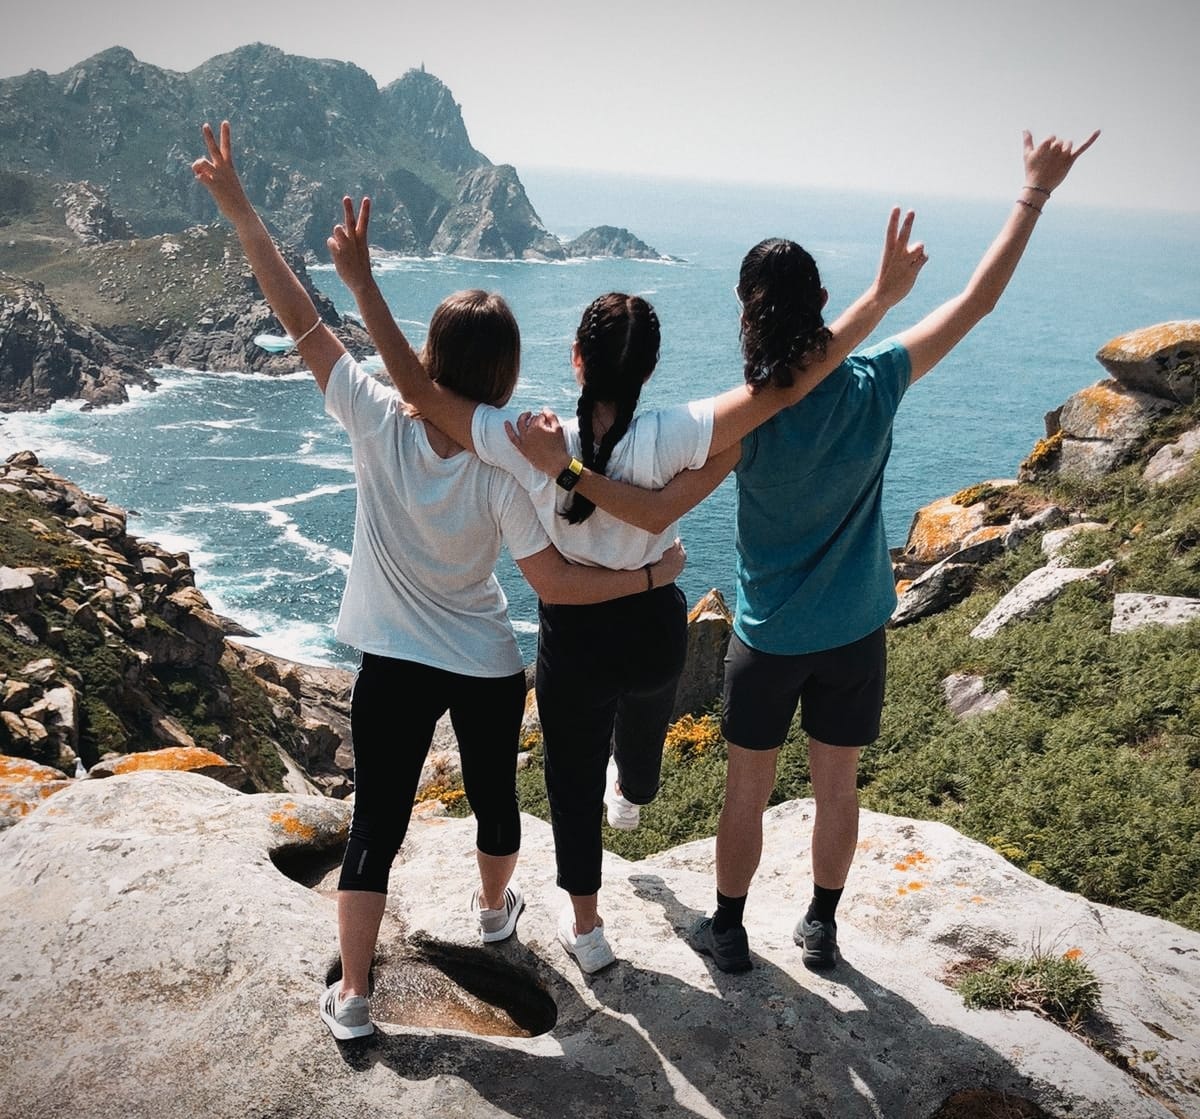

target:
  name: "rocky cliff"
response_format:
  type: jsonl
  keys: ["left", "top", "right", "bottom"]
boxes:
{"left": 0, "top": 44, "right": 665, "bottom": 262}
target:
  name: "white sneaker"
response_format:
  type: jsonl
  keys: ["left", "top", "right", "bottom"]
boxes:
{"left": 318, "top": 981, "right": 374, "bottom": 1040}
{"left": 472, "top": 884, "right": 525, "bottom": 943}
{"left": 604, "top": 758, "right": 640, "bottom": 830}
{"left": 557, "top": 907, "right": 616, "bottom": 973}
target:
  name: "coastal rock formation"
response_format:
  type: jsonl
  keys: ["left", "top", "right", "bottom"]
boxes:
{"left": 1096, "top": 320, "right": 1200, "bottom": 405}
{"left": 0, "top": 274, "right": 152, "bottom": 410}
{"left": 429, "top": 165, "right": 566, "bottom": 260}
{"left": 1052, "top": 380, "right": 1173, "bottom": 478}
{"left": 564, "top": 225, "right": 665, "bottom": 260}
{"left": 1, "top": 771, "right": 1196, "bottom": 1119}
{"left": 55, "top": 180, "right": 133, "bottom": 245}
{"left": 0, "top": 45, "right": 661, "bottom": 262}
{"left": 0, "top": 451, "right": 352, "bottom": 803}
{"left": 941, "top": 673, "right": 1011, "bottom": 720}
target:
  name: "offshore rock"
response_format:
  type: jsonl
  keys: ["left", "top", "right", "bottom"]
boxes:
{"left": 564, "top": 225, "right": 667, "bottom": 261}
{"left": 0, "top": 772, "right": 1196, "bottom": 1118}
{"left": 1096, "top": 320, "right": 1200, "bottom": 405}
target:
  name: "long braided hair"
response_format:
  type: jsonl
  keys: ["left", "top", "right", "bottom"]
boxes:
{"left": 737, "top": 238, "right": 831, "bottom": 391}
{"left": 565, "top": 292, "right": 660, "bottom": 525}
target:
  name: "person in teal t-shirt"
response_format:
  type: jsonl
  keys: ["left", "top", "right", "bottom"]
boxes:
{"left": 507, "top": 127, "right": 1099, "bottom": 975}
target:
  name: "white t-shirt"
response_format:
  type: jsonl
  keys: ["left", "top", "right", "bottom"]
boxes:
{"left": 471, "top": 398, "right": 715, "bottom": 569}
{"left": 324, "top": 353, "right": 550, "bottom": 676}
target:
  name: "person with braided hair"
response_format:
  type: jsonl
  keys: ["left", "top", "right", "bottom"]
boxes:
{"left": 192, "top": 121, "right": 688, "bottom": 1041}
{"left": 509, "top": 128, "right": 1100, "bottom": 976}
{"left": 329, "top": 198, "right": 926, "bottom": 972}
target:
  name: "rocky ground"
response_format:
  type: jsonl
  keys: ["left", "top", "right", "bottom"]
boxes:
{"left": 0, "top": 772, "right": 1197, "bottom": 1119}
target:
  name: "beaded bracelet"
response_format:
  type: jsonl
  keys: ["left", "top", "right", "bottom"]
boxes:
{"left": 1016, "top": 198, "right": 1043, "bottom": 214}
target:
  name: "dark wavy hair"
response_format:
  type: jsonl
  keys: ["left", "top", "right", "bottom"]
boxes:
{"left": 737, "top": 238, "right": 831, "bottom": 391}
{"left": 565, "top": 292, "right": 661, "bottom": 525}
{"left": 421, "top": 289, "right": 520, "bottom": 406}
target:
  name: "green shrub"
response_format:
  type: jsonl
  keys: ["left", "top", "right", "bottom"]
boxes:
{"left": 957, "top": 948, "right": 1101, "bottom": 1029}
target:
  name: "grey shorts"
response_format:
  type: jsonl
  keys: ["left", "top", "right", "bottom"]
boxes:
{"left": 721, "top": 626, "right": 887, "bottom": 750}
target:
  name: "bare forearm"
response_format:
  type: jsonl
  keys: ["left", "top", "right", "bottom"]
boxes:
{"left": 226, "top": 203, "right": 321, "bottom": 341}
{"left": 575, "top": 444, "right": 739, "bottom": 533}
{"left": 535, "top": 562, "right": 647, "bottom": 605}
{"left": 961, "top": 193, "right": 1042, "bottom": 316}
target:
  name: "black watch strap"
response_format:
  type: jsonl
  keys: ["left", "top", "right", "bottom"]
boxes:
{"left": 556, "top": 458, "right": 584, "bottom": 491}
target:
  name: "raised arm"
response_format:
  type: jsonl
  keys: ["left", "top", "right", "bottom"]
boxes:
{"left": 191, "top": 122, "right": 344, "bottom": 390}
{"left": 897, "top": 129, "right": 1100, "bottom": 383}
{"left": 706, "top": 205, "right": 927, "bottom": 454}
{"left": 517, "top": 539, "right": 686, "bottom": 604}
{"left": 328, "top": 198, "right": 480, "bottom": 449}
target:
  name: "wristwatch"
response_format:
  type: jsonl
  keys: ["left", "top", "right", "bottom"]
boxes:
{"left": 556, "top": 458, "right": 584, "bottom": 491}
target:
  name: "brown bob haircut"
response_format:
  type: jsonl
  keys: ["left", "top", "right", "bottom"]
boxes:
{"left": 421, "top": 289, "right": 521, "bottom": 406}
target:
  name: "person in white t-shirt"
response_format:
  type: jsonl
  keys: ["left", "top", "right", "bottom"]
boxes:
{"left": 327, "top": 195, "right": 926, "bottom": 973}
{"left": 191, "top": 121, "right": 685, "bottom": 1039}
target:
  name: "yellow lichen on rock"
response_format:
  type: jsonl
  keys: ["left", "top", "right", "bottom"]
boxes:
{"left": 904, "top": 497, "right": 987, "bottom": 564}
{"left": 102, "top": 747, "right": 229, "bottom": 774}
{"left": 268, "top": 801, "right": 318, "bottom": 840}
{"left": 1020, "top": 431, "right": 1063, "bottom": 476}
{"left": 1097, "top": 321, "right": 1200, "bottom": 362}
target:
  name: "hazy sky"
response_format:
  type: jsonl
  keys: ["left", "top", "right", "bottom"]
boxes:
{"left": 1, "top": 0, "right": 1196, "bottom": 212}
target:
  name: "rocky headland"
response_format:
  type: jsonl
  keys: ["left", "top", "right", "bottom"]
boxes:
{"left": 0, "top": 322, "right": 1198, "bottom": 1117}
{"left": 0, "top": 45, "right": 670, "bottom": 412}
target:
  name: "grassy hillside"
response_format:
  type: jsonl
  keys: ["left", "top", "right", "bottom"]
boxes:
{"left": 509, "top": 405, "right": 1200, "bottom": 931}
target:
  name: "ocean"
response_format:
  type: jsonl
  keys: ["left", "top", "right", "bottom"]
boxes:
{"left": 3, "top": 171, "right": 1198, "bottom": 668}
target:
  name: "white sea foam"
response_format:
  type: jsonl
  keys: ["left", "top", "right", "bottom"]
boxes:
{"left": 511, "top": 619, "right": 539, "bottom": 635}
{"left": 230, "top": 484, "right": 355, "bottom": 570}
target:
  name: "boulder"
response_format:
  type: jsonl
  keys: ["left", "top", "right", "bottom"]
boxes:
{"left": 1144, "top": 425, "right": 1200, "bottom": 485}
{"left": 1041, "top": 522, "right": 1108, "bottom": 565}
{"left": 1096, "top": 321, "right": 1200, "bottom": 404}
{"left": 0, "top": 754, "right": 71, "bottom": 829}
{"left": 87, "top": 746, "right": 245, "bottom": 788}
{"left": 891, "top": 561, "right": 976, "bottom": 627}
{"left": 0, "top": 566, "right": 37, "bottom": 614}
{"left": 902, "top": 493, "right": 990, "bottom": 565}
{"left": 941, "top": 674, "right": 1011, "bottom": 720}
{"left": 1110, "top": 593, "right": 1200, "bottom": 635}
{"left": 970, "top": 561, "right": 1114, "bottom": 639}
{"left": 1054, "top": 380, "right": 1174, "bottom": 478}
{"left": 0, "top": 773, "right": 1196, "bottom": 1118}
{"left": 672, "top": 588, "right": 733, "bottom": 719}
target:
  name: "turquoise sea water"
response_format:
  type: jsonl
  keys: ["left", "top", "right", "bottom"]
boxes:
{"left": 3, "top": 171, "right": 1198, "bottom": 668}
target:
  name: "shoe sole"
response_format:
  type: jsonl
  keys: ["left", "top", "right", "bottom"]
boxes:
{"left": 605, "top": 808, "right": 639, "bottom": 830}
{"left": 480, "top": 893, "right": 525, "bottom": 944}
{"left": 319, "top": 990, "right": 374, "bottom": 1040}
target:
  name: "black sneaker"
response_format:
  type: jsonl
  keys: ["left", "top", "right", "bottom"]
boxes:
{"left": 794, "top": 915, "right": 839, "bottom": 970}
{"left": 688, "top": 915, "right": 752, "bottom": 973}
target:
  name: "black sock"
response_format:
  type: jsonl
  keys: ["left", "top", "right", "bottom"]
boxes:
{"left": 806, "top": 884, "right": 843, "bottom": 925}
{"left": 712, "top": 890, "right": 746, "bottom": 933}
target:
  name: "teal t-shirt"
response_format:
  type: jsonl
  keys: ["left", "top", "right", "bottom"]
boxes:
{"left": 733, "top": 339, "right": 911, "bottom": 655}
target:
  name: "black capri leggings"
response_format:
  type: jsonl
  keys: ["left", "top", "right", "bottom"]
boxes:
{"left": 536, "top": 583, "right": 688, "bottom": 896}
{"left": 338, "top": 652, "right": 527, "bottom": 894}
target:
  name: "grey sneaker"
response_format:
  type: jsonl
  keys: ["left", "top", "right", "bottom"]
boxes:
{"left": 319, "top": 981, "right": 374, "bottom": 1040}
{"left": 794, "top": 915, "right": 840, "bottom": 970}
{"left": 688, "top": 915, "right": 751, "bottom": 973}
{"left": 473, "top": 884, "right": 525, "bottom": 943}
{"left": 557, "top": 907, "right": 616, "bottom": 973}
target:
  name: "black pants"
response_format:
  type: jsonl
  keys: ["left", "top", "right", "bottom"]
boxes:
{"left": 338, "top": 652, "right": 526, "bottom": 893}
{"left": 536, "top": 584, "right": 688, "bottom": 895}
